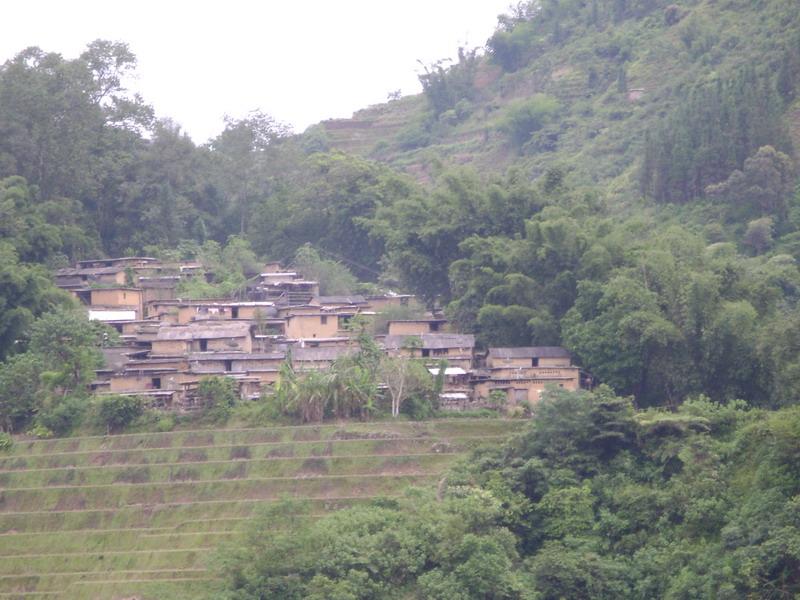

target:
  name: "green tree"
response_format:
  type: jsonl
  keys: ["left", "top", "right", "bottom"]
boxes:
{"left": 501, "top": 95, "right": 560, "bottom": 148}
{"left": 95, "top": 394, "right": 144, "bottom": 433}
{"left": 196, "top": 376, "right": 239, "bottom": 413}
{"left": 292, "top": 244, "right": 358, "bottom": 295}
{"left": 29, "top": 306, "right": 103, "bottom": 396}
{"left": 0, "top": 352, "right": 44, "bottom": 432}
{"left": 0, "top": 243, "right": 72, "bottom": 359}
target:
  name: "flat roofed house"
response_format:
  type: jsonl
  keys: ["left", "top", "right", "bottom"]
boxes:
{"left": 138, "top": 276, "right": 179, "bottom": 305}
{"left": 188, "top": 351, "right": 285, "bottom": 375}
{"left": 145, "top": 299, "right": 180, "bottom": 322}
{"left": 486, "top": 346, "right": 572, "bottom": 368}
{"left": 261, "top": 261, "right": 284, "bottom": 274}
{"left": 478, "top": 346, "right": 581, "bottom": 407}
{"left": 261, "top": 280, "right": 320, "bottom": 305}
{"left": 316, "top": 295, "right": 369, "bottom": 310}
{"left": 174, "top": 300, "right": 277, "bottom": 325}
{"left": 387, "top": 318, "right": 448, "bottom": 336}
{"left": 364, "top": 294, "right": 418, "bottom": 312}
{"left": 89, "top": 287, "right": 143, "bottom": 320}
{"left": 76, "top": 256, "right": 160, "bottom": 269}
{"left": 259, "top": 271, "right": 299, "bottom": 284}
{"left": 187, "top": 352, "right": 285, "bottom": 389}
{"left": 292, "top": 346, "right": 353, "bottom": 372}
{"left": 108, "top": 366, "right": 187, "bottom": 393}
{"left": 151, "top": 321, "right": 253, "bottom": 356}
{"left": 383, "top": 333, "right": 476, "bottom": 370}
{"left": 285, "top": 312, "right": 342, "bottom": 340}
{"left": 55, "top": 266, "right": 127, "bottom": 289}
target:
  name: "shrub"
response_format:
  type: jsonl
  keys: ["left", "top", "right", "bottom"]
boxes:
{"left": 37, "top": 397, "right": 87, "bottom": 436}
{"left": 0, "top": 432, "right": 12, "bottom": 451}
{"left": 27, "top": 424, "right": 54, "bottom": 439}
{"left": 401, "top": 393, "right": 436, "bottom": 420}
{"left": 155, "top": 414, "right": 176, "bottom": 432}
{"left": 96, "top": 395, "right": 144, "bottom": 433}
{"left": 196, "top": 376, "right": 239, "bottom": 421}
{"left": 501, "top": 95, "right": 560, "bottom": 148}
{"left": 396, "top": 123, "right": 431, "bottom": 150}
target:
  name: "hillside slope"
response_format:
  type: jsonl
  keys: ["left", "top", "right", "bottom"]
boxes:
{"left": 320, "top": 0, "right": 800, "bottom": 197}
{"left": 0, "top": 419, "right": 523, "bottom": 600}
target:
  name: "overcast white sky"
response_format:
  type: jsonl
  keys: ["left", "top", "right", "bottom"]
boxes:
{"left": 1, "top": 1, "right": 512, "bottom": 143}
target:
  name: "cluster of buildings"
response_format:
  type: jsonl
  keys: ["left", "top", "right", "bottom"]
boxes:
{"left": 55, "top": 257, "right": 586, "bottom": 412}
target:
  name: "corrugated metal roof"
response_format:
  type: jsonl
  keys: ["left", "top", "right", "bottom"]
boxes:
{"left": 488, "top": 346, "right": 571, "bottom": 359}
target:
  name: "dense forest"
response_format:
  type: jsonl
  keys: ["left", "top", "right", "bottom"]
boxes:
{"left": 214, "top": 388, "right": 800, "bottom": 599}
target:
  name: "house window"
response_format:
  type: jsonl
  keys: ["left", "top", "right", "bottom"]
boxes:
{"left": 224, "top": 360, "right": 233, "bottom": 372}
{"left": 430, "top": 322, "right": 440, "bottom": 332}
{"left": 123, "top": 292, "right": 127, "bottom": 300}
{"left": 433, "top": 348, "right": 448, "bottom": 356}
{"left": 199, "top": 339, "right": 208, "bottom": 351}
{"left": 531, "top": 358, "right": 539, "bottom": 367}
{"left": 231, "top": 307, "right": 239, "bottom": 319}
{"left": 321, "top": 315, "right": 328, "bottom": 325}
{"left": 151, "top": 377, "right": 161, "bottom": 389}
{"left": 421, "top": 349, "right": 430, "bottom": 358}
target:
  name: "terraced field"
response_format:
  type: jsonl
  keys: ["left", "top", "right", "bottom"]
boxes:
{"left": 0, "top": 419, "right": 525, "bottom": 599}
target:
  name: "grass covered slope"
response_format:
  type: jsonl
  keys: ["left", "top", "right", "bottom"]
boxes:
{"left": 0, "top": 419, "right": 524, "bottom": 600}
{"left": 321, "top": 0, "right": 800, "bottom": 196}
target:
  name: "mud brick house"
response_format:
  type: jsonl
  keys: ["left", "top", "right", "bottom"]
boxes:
{"left": 188, "top": 351, "right": 286, "bottom": 385}
{"left": 474, "top": 347, "right": 581, "bottom": 406}
{"left": 254, "top": 271, "right": 320, "bottom": 305}
{"left": 316, "top": 295, "right": 369, "bottom": 310}
{"left": 387, "top": 318, "right": 448, "bottom": 336}
{"left": 55, "top": 265, "right": 128, "bottom": 289}
{"left": 175, "top": 300, "right": 277, "bottom": 325}
{"left": 292, "top": 346, "right": 354, "bottom": 372}
{"left": 138, "top": 276, "right": 180, "bottom": 305}
{"left": 363, "top": 293, "right": 419, "bottom": 313}
{"left": 151, "top": 322, "right": 253, "bottom": 356}
{"left": 61, "top": 256, "right": 590, "bottom": 414}
{"left": 285, "top": 312, "right": 346, "bottom": 339}
{"left": 382, "top": 333, "right": 476, "bottom": 370}
{"left": 88, "top": 287, "right": 144, "bottom": 319}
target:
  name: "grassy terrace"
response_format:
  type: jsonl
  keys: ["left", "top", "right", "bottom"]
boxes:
{"left": 0, "top": 418, "right": 524, "bottom": 599}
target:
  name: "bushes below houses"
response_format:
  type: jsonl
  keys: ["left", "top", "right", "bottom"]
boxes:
{"left": 214, "top": 387, "right": 800, "bottom": 599}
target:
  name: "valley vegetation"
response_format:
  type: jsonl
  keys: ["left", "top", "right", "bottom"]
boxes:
{"left": 0, "top": 0, "right": 799, "bottom": 597}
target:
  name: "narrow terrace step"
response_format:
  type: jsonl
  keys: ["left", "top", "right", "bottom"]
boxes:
{"left": 3, "top": 418, "right": 523, "bottom": 456}
{"left": 0, "top": 453, "right": 460, "bottom": 487}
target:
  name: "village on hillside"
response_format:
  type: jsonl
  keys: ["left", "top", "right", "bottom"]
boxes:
{"left": 55, "top": 256, "right": 589, "bottom": 412}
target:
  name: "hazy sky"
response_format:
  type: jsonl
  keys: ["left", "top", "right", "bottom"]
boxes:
{"left": 1, "top": 1, "right": 512, "bottom": 143}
